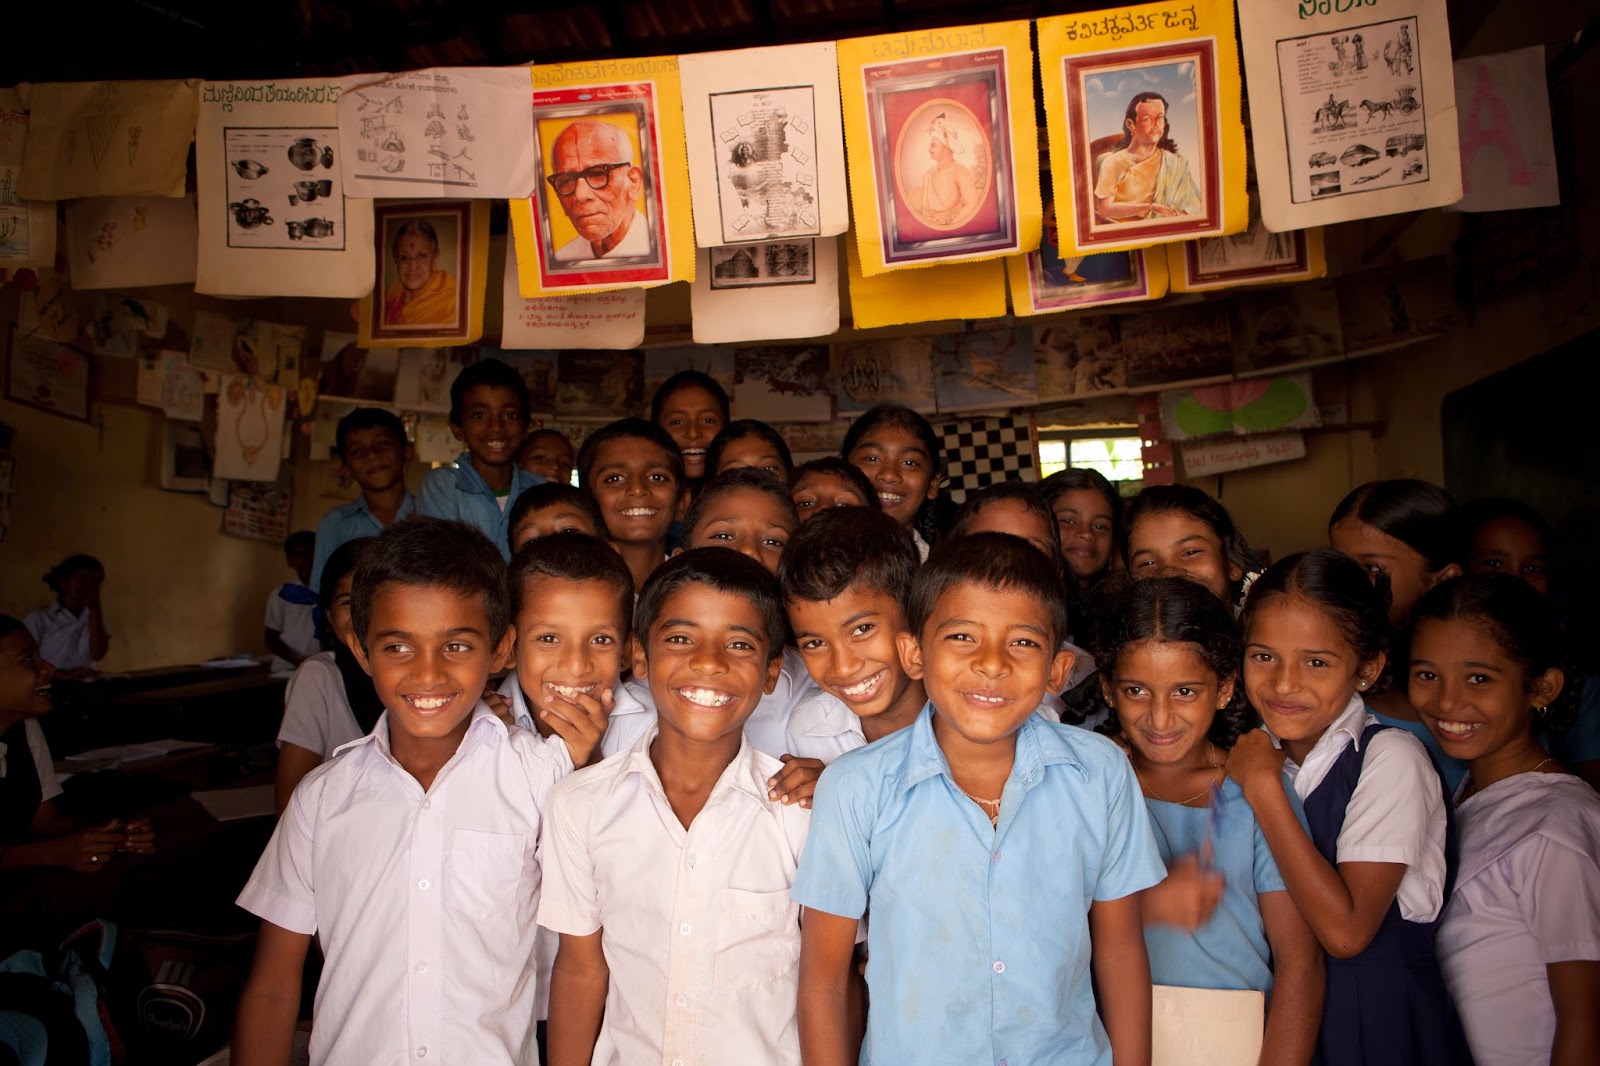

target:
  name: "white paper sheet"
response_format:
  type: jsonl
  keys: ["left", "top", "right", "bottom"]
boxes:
{"left": 64, "top": 196, "right": 198, "bottom": 290}
{"left": 18, "top": 79, "right": 199, "bottom": 200}
{"left": 499, "top": 234, "right": 645, "bottom": 349}
{"left": 1152, "top": 984, "right": 1264, "bottom": 1065}
{"left": 1238, "top": 0, "right": 1461, "bottom": 230}
{"left": 336, "top": 67, "right": 537, "bottom": 199}
{"left": 1451, "top": 46, "right": 1559, "bottom": 213}
{"left": 214, "top": 375, "right": 288, "bottom": 482}
{"left": 0, "top": 89, "right": 58, "bottom": 269}
{"left": 196, "top": 77, "right": 377, "bottom": 298}
{"left": 680, "top": 43, "right": 848, "bottom": 246}
{"left": 690, "top": 235, "right": 839, "bottom": 344}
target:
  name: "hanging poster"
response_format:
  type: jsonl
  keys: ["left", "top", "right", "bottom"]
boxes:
{"left": 1113, "top": 304, "right": 1235, "bottom": 390}
{"left": 844, "top": 232, "right": 1006, "bottom": 329}
{"left": 500, "top": 234, "right": 646, "bottom": 348}
{"left": 412, "top": 414, "right": 461, "bottom": 464}
{"left": 85, "top": 292, "right": 168, "bottom": 358}
{"left": 679, "top": 42, "right": 848, "bottom": 245}
{"left": 831, "top": 335, "right": 936, "bottom": 417}
{"left": 1231, "top": 282, "right": 1345, "bottom": 375}
{"left": 933, "top": 326, "right": 1038, "bottom": 413}
{"left": 214, "top": 375, "right": 288, "bottom": 482}
{"left": 0, "top": 88, "right": 57, "bottom": 269}
{"left": 1237, "top": 0, "right": 1461, "bottom": 230}
{"left": 195, "top": 77, "right": 375, "bottom": 297}
{"left": 336, "top": 66, "right": 538, "bottom": 199}
{"left": 358, "top": 199, "right": 489, "bottom": 348}
{"left": 643, "top": 347, "right": 734, "bottom": 399}
{"left": 1160, "top": 374, "right": 1320, "bottom": 440}
{"left": 394, "top": 348, "right": 470, "bottom": 414}
{"left": 838, "top": 20, "right": 1040, "bottom": 275}
{"left": 1034, "top": 317, "right": 1129, "bottom": 402}
{"left": 17, "top": 79, "right": 199, "bottom": 200}
{"left": 509, "top": 57, "right": 694, "bottom": 296}
{"left": 1038, "top": 0, "right": 1248, "bottom": 259}
{"left": 64, "top": 196, "right": 198, "bottom": 289}
{"left": 1169, "top": 211, "right": 1326, "bottom": 293}
{"left": 774, "top": 420, "right": 851, "bottom": 459}
{"left": 318, "top": 331, "right": 398, "bottom": 403}
{"left": 4, "top": 327, "right": 90, "bottom": 422}
{"left": 691, "top": 236, "right": 840, "bottom": 343}
{"left": 555, "top": 350, "right": 644, "bottom": 418}
{"left": 222, "top": 481, "right": 293, "bottom": 543}
{"left": 1450, "top": 46, "right": 1560, "bottom": 213}
{"left": 732, "top": 345, "right": 832, "bottom": 422}
{"left": 161, "top": 419, "right": 213, "bottom": 492}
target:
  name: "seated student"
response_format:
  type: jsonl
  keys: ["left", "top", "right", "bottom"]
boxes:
{"left": 0, "top": 615, "right": 153, "bottom": 872}
{"left": 789, "top": 457, "right": 880, "bottom": 521}
{"left": 234, "top": 519, "right": 600, "bottom": 1066}
{"left": 577, "top": 418, "right": 688, "bottom": 594}
{"left": 419, "top": 358, "right": 545, "bottom": 558}
{"left": 1408, "top": 576, "right": 1600, "bottom": 1066}
{"left": 509, "top": 483, "right": 605, "bottom": 552}
{"left": 24, "top": 555, "right": 109, "bottom": 676}
{"left": 651, "top": 369, "right": 728, "bottom": 486}
{"left": 265, "top": 531, "right": 320, "bottom": 675}
{"left": 777, "top": 507, "right": 925, "bottom": 763}
{"left": 519, "top": 428, "right": 576, "bottom": 487}
{"left": 272, "top": 539, "right": 382, "bottom": 814}
{"left": 841, "top": 403, "right": 943, "bottom": 560}
{"left": 310, "top": 407, "right": 416, "bottom": 591}
{"left": 795, "top": 533, "right": 1166, "bottom": 1066}
{"left": 539, "top": 548, "right": 809, "bottom": 1066}
{"left": 707, "top": 419, "right": 795, "bottom": 483}
{"left": 1098, "top": 577, "right": 1323, "bottom": 1065}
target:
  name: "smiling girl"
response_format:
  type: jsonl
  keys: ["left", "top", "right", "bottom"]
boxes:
{"left": 841, "top": 404, "right": 942, "bottom": 560}
{"left": 1124, "top": 485, "right": 1261, "bottom": 608}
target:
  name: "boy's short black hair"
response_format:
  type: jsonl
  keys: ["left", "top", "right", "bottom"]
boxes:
{"left": 790, "top": 457, "right": 880, "bottom": 510}
{"left": 509, "top": 532, "right": 634, "bottom": 636}
{"left": 651, "top": 369, "right": 730, "bottom": 424}
{"left": 449, "top": 357, "right": 531, "bottom": 426}
{"left": 284, "top": 530, "right": 316, "bottom": 555}
{"left": 681, "top": 467, "right": 798, "bottom": 542}
{"left": 319, "top": 537, "right": 372, "bottom": 614}
{"left": 508, "top": 483, "right": 606, "bottom": 540}
{"left": 908, "top": 532, "right": 1070, "bottom": 646}
{"left": 576, "top": 417, "right": 685, "bottom": 488}
{"left": 350, "top": 517, "right": 511, "bottom": 649}
{"left": 948, "top": 481, "right": 1065, "bottom": 571}
{"left": 707, "top": 419, "right": 794, "bottom": 480}
{"left": 334, "top": 407, "right": 408, "bottom": 460}
{"left": 778, "top": 506, "right": 917, "bottom": 605}
{"left": 635, "top": 547, "right": 786, "bottom": 662}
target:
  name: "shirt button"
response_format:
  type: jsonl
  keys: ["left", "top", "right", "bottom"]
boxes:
{"left": 422, "top": 799, "right": 431, "bottom": 809}
{"left": 415, "top": 962, "right": 428, "bottom": 974}
{"left": 687, "top": 853, "right": 698, "bottom": 867}
{"left": 992, "top": 960, "right": 1006, "bottom": 974}
{"left": 679, "top": 923, "right": 692, "bottom": 936}
{"left": 999, "top": 1060, "right": 1008, "bottom": 1066}
{"left": 676, "top": 993, "right": 688, "bottom": 1007}
{"left": 992, "top": 850, "right": 1001, "bottom": 862}
{"left": 416, "top": 1046, "right": 428, "bottom": 1058}
{"left": 418, "top": 878, "right": 431, "bottom": 891}
{"left": 672, "top": 1059, "right": 684, "bottom": 1066}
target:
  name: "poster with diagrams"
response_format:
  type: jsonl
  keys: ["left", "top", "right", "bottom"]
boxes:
{"left": 18, "top": 79, "right": 199, "bottom": 199}
{"left": 1237, "top": 0, "right": 1461, "bottom": 229}
{"left": 335, "top": 66, "right": 539, "bottom": 199}
{"left": 680, "top": 43, "right": 848, "bottom": 246}
{"left": 196, "top": 77, "right": 376, "bottom": 297}
{"left": 690, "top": 236, "right": 840, "bottom": 343}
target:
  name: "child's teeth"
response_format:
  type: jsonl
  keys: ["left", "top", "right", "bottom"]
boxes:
{"left": 548, "top": 683, "right": 594, "bottom": 698}
{"left": 1435, "top": 720, "right": 1482, "bottom": 736}
{"left": 681, "top": 687, "right": 732, "bottom": 707}
{"left": 842, "top": 671, "right": 884, "bottom": 696}
{"left": 410, "top": 695, "right": 450, "bottom": 709}
{"left": 621, "top": 507, "right": 658, "bottom": 517}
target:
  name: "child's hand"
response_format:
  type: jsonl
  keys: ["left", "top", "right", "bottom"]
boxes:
{"left": 544, "top": 686, "right": 614, "bottom": 767}
{"left": 61, "top": 820, "right": 126, "bottom": 873}
{"left": 119, "top": 817, "right": 156, "bottom": 855}
{"left": 767, "top": 755, "right": 825, "bottom": 808}
{"left": 483, "top": 685, "right": 516, "bottom": 729}
{"left": 1141, "top": 854, "right": 1224, "bottom": 930}
{"left": 1225, "top": 729, "right": 1288, "bottom": 796}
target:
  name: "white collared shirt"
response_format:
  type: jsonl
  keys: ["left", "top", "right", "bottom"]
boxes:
{"left": 238, "top": 704, "right": 574, "bottom": 1066}
{"left": 621, "top": 646, "right": 817, "bottom": 760}
{"left": 276, "top": 652, "right": 362, "bottom": 757}
{"left": 0, "top": 718, "right": 62, "bottom": 803}
{"left": 24, "top": 602, "right": 98, "bottom": 672}
{"left": 1272, "top": 693, "right": 1448, "bottom": 921}
{"left": 538, "top": 727, "right": 809, "bottom": 1066}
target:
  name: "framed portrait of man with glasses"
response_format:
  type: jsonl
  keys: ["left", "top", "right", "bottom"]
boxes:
{"left": 523, "top": 85, "right": 669, "bottom": 291}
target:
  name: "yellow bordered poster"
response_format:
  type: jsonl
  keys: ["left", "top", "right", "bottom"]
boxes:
{"left": 1167, "top": 219, "right": 1326, "bottom": 293}
{"left": 1006, "top": 246, "right": 1169, "bottom": 315}
{"left": 508, "top": 56, "right": 695, "bottom": 296}
{"left": 837, "top": 21, "right": 1041, "bottom": 278}
{"left": 1039, "top": 1, "right": 1248, "bottom": 259}
{"left": 357, "top": 199, "right": 489, "bottom": 348}
{"left": 845, "top": 230, "right": 1006, "bottom": 330}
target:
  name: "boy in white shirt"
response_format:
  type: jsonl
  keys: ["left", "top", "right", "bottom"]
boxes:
{"left": 232, "top": 517, "right": 604, "bottom": 1066}
{"left": 539, "top": 547, "right": 810, "bottom": 1066}
{"left": 264, "top": 531, "right": 321, "bottom": 675}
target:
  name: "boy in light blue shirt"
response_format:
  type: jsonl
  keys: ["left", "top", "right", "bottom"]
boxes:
{"left": 793, "top": 533, "right": 1166, "bottom": 1066}
{"left": 309, "top": 407, "right": 416, "bottom": 590}
{"left": 418, "top": 358, "right": 545, "bottom": 558}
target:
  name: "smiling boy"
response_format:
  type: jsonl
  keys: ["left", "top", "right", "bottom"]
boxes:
{"left": 233, "top": 518, "right": 599, "bottom": 1066}
{"left": 419, "top": 358, "right": 545, "bottom": 557}
{"left": 310, "top": 407, "right": 416, "bottom": 590}
{"left": 794, "top": 533, "right": 1166, "bottom": 1066}
{"left": 539, "top": 548, "right": 809, "bottom": 1066}
{"left": 577, "top": 417, "right": 688, "bottom": 593}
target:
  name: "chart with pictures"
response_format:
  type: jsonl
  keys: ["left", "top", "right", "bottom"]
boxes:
{"left": 222, "top": 127, "right": 345, "bottom": 249}
{"left": 708, "top": 85, "right": 821, "bottom": 243}
{"left": 709, "top": 239, "right": 817, "bottom": 289}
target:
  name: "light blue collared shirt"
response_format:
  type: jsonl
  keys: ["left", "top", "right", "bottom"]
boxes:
{"left": 310, "top": 489, "right": 417, "bottom": 591}
{"left": 793, "top": 707, "right": 1165, "bottom": 1066}
{"left": 418, "top": 452, "right": 545, "bottom": 559}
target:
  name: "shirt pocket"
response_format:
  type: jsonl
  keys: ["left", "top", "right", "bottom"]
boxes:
{"left": 712, "top": 888, "right": 800, "bottom": 990}
{"left": 447, "top": 828, "right": 528, "bottom": 920}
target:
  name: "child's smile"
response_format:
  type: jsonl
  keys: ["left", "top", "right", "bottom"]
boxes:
{"left": 790, "top": 587, "right": 917, "bottom": 722}
{"left": 515, "top": 577, "right": 628, "bottom": 735}
{"left": 635, "top": 585, "right": 780, "bottom": 745}
{"left": 589, "top": 439, "right": 684, "bottom": 545}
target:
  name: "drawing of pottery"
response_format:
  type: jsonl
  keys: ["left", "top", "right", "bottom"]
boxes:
{"left": 288, "top": 138, "right": 320, "bottom": 170}
{"left": 315, "top": 179, "right": 333, "bottom": 197}
{"left": 302, "top": 218, "right": 335, "bottom": 238}
{"left": 294, "top": 180, "right": 321, "bottom": 201}
{"left": 321, "top": 146, "right": 335, "bottom": 168}
{"left": 232, "top": 159, "right": 268, "bottom": 179}
{"left": 230, "top": 199, "right": 274, "bottom": 228}
{"left": 286, "top": 221, "right": 306, "bottom": 240}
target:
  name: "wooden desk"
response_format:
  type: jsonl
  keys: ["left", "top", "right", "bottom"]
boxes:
{"left": 45, "top": 669, "right": 286, "bottom": 755}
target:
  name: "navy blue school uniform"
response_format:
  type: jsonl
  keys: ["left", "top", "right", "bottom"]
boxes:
{"left": 1303, "top": 721, "right": 1472, "bottom": 1066}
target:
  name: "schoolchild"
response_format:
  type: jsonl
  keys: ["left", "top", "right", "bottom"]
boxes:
{"left": 309, "top": 406, "right": 415, "bottom": 590}
{"left": 265, "top": 531, "right": 320, "bottom": 674}
{"left": 1124, "top": 484, "right": 1261, "bottom": 608}
{"left": 576, "top": 417, "right": 688, "bottom": 593}
{"left": 708, "top": 418, "right": 795, "bottom": 483}
{"left": 1040, "top": 466, "right": 1123, "bottom": 648}
{"left": 789, "top": 457, "right": 881, "bottom": 521}
{"left": 651, "top": 369, "right": 728, "bottom": 486}
{"left": 24, "top": 554, "right": 108, "bottom": 674}
{"left": 840, "top": 403, "right": 942, "bottom": 560}
{"left": 519, "top": 428, "right": 576, "bottom": 487}
{"left": 508, "top": 482, "right": 605, "bottom": 552}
